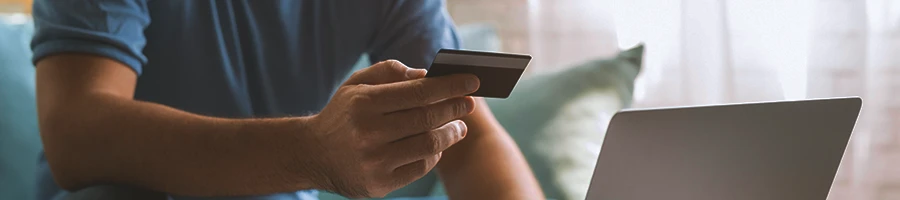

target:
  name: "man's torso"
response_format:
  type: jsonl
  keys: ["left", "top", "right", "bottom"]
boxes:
{"left": 137, "top": 0, "right": 378, "bottom": 118}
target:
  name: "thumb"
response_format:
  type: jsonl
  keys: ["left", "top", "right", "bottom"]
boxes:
{"left": 344, "top": 60, "right": 427, "bottom": 85}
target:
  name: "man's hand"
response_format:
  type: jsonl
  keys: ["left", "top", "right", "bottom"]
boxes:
{"left": 306, "top": 60, "right": 480, "bottom": 198}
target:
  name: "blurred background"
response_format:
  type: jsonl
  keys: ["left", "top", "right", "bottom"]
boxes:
{"left": 445, "top": 0, "right": 900, "bottom": 199}
{"left": 1, "top": 0, "right": 899, "bottom": 200}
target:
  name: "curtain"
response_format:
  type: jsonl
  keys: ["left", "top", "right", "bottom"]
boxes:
{"left": 447, "top": 0, "right": 898, "bottom": 198}
{"left": 614, "top": 0, "right": 900, "bottom": 199}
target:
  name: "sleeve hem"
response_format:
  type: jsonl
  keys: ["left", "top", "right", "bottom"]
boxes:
{"left": 31, "top": 39, "right": 145, "bottom": 76}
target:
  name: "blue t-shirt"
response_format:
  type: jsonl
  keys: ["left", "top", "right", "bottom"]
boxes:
{"left": 31, "top": 0, "right": 460, "bottom": 199}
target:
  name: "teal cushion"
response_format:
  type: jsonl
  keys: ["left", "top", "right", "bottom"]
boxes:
{"left": 487, "top": 45, "right": 642, "bottom": 199}
{"left": 0, "top": 17, "right": 41, "bottom": 200}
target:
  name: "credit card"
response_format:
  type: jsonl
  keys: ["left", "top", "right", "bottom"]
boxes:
{"left": 426, "top": 49, "right": 532, "bottom": 98}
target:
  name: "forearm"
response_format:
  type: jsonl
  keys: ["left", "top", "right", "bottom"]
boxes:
{"left": 437, "top": 99, "right": 544, "bottom": 199}
{"left": 38, "top": 92, "right": 318, "bottom": 196}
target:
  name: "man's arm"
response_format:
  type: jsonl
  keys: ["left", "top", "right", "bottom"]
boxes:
{"left": 30, "top": 1, "right": 323, "bottom": 195}
{"left": 437, "top": 99, "right": 544, "bottom": 199}
{"left": 35, "top": 54, "right": 319, "bottom": 196}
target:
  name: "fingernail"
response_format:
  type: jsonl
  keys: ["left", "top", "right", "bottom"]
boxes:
{"left": 406, "top": 68, "right": 426, "bottom": 79}
{"left": 465, "top": 77, "right": 479, "bottom": 92}
{"left": 464, "top": 97, "right": 476, "bottom": 113}
{"left": 456, "top": 120, "right": 468, "bottom": 138}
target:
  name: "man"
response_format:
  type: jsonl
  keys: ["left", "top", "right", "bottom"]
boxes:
{"left": 31, "top": 0, "right": 543, "bottom": 199}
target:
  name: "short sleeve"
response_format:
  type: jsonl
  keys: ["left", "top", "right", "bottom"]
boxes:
{"left": 367, "top": 0, "right": 461, "bottom": 69}
{"left": 31, "top": 0, "right": 150, "bottom": 75}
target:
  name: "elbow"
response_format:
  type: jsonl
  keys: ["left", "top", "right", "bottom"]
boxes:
{"left": 40, "top": 134, "right": 85, "bottom": 191}
{"left": 38, "top": 111, "right": 94, "bottom": 191}
{"left": 50, "top": 169, "right": 85, "bottom": 192}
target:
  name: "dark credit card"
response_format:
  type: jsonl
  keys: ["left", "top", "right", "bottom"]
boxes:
{"left": 426, "top": 49, "right": 532, "bottom": 98}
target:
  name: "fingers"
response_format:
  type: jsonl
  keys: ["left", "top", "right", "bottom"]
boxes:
{"left": 366, "top": 74, "right": 480, "bottom": 112}
{"left": 364, "top": 120, "right": 464, "bottom": 198}
{"left": 389, "top": 153, "right": 442, "bottom": 191}
{"left": 360, "top": 121, "right": 459, "bottom": 198}
{"left": 344, "top": 60, "right": 427, "bottom": 85}
{"left": 376, "top": 97, "right": 475, "bottom": 141}
{"left": 384, "top": 120, "right": 467, "bottom": 168}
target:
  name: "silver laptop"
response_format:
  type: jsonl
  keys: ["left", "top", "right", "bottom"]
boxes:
{"left": 585, "top": 97, "right": 862, "bottom": 200}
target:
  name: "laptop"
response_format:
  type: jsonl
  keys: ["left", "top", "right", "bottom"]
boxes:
{"left": 585, "top": 97, "right": 862, "bottom": 200}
